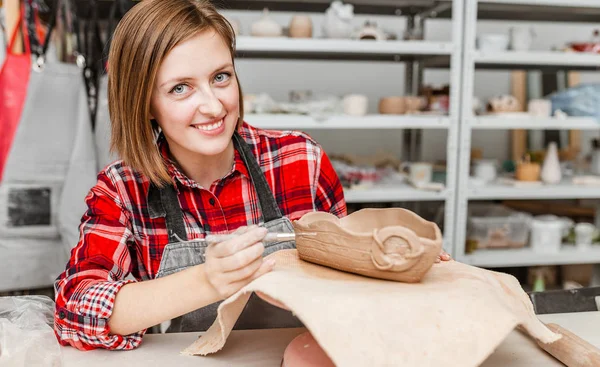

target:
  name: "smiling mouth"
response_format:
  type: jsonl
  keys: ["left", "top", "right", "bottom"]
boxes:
{"left": 192, "top": 119, "right": 224, "bottom": 132}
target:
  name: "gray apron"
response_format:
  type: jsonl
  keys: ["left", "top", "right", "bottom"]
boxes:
{"left": 149, "top": 132, "right": 303, "bottom": 332}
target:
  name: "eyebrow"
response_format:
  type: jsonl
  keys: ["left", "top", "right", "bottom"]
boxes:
{"left": 159, "top": 62, "right": 234, "bottom": 88}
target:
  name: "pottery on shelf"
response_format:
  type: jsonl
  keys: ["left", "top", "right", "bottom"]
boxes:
{"left": 487, "top": 95, "right": 522, "bottom": 113}
{"left": 528, "top": 99, "right": 551, "bottom": 117}
{"left": 323, "top": 0, "right": 354, "bottom": 39}
{"left": 509, "top": 26, "right": 536, "bottom": 51}
{"left": 405, "top": 96, "right": 426, "bottom": 114}
{"left": 289, "top": 15, "right": 313, "bottom": 38}
{"left": 251, "top": 8, "right": 282, "bottom": 37}
{"left": 541, "top": 142, "right": 562, "bottom": 184}
{"left": 378, "top": 96, "right": 406, "bottom": 114}
{"left": 342, "top": 94, "right": 368, "bottom": 116}
{"left": 293, "top": 208, "right": 443, "bottom": 283}
{"left": 355, "top": 20, "right": 386, "bottom": 41}
{"left": 516, "top": 162, "right": 541, "bottom": 182}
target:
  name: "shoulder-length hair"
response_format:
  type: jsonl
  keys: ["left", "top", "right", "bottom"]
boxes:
{"left": 108, "top": 0, "right": 243, "bottom": 186}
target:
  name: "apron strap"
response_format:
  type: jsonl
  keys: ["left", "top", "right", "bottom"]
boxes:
{"left": 232, "top": 131, "right": 283, "bottom": 223}
{"left": 148, "top": 183, "right": 188, "bottom": 242}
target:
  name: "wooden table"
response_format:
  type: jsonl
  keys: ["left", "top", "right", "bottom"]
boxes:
{"left": 62, "top": 312, "right": 600, "bottom": 366}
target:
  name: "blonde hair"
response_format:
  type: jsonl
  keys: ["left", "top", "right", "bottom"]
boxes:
{"left": 108, "top": 0, "right": 243, "bottom": 186}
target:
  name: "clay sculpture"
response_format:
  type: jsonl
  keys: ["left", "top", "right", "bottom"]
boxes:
{"left": 292, "top": 208, "right": 442, "bottom": 282}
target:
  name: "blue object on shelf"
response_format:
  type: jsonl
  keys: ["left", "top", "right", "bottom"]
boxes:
{"left": 549, "top": 84, "right": 600, "bottom": 121}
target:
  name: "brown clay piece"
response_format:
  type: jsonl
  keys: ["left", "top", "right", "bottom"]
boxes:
{"left": 378, "top": 96, "right": 406, "bottom": 114}
{"left": 292, "top": 208, "right": 443, "bottom": 282}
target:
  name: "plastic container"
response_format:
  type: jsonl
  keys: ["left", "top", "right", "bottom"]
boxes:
{"left": 467, "top": 204, "right": 532, "bottom": 249}
{"left": 530, "top": 215, "right": 572, "bottom": 254}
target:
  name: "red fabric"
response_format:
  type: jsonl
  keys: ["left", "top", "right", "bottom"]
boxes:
{"left": 54, "top": 122, "right": 347, "bottom": 350}
{"left": 0, "top": 5, "right": 31, "bottom": 180}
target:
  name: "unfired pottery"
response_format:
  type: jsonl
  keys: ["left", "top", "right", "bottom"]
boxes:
{"left": 251, "top": 8, "right": 282, "bottom": 37}
{"left": 487, "top": 95, "right": 522, "bottom": 113}
{"left": 541, "top": 142, "right": 562, "bottom": 184}
{"left": 292, "top": 208, "right": 443, "bottom": 282}
{"left": 516, "top": 162, "right": 541, "bottom": 182}
{"left": 342, "top": 94, "right": 368, "bottom": 116}
{"left": 355, "top": 21, "right": 386, "bottom": 41}
{"left": 323, "top": 1, "right": 354, "bottom": 39}
{"left": 289, "top": 15, "right": 313, "bottom": 38}
{"left": 528, "top": 99, "right": 551, "bottom": 117}
{"left": 378, "top": 96, "right": 406, "bottom": 114}
{"left": 404, "top": 96, "right": 425, "bottom": 114}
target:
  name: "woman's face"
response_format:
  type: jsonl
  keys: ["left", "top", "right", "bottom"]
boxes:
{"left": 150, "top": 29, "right": 239, "bottom": 161}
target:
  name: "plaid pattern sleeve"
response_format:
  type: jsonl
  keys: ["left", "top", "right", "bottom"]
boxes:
{"left": 54, "top": 171, "right": 145, "bottom": 351}
{"left": 314, "top": 149, "right": 347, "bottom": 217}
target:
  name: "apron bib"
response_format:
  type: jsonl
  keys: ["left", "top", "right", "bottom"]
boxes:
{"left": 151, "top": 132, "right": 302, "bottom": 332}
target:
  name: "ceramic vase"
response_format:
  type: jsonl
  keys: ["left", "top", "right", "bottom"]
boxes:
{"left": 289, "top": 15, "right": 312, "bottom": 38}
{"left": 251, "top": 8, "right": 282, "bottom": 37}
{"left": 541, "top": 142, "right": 562, "bottom": 184}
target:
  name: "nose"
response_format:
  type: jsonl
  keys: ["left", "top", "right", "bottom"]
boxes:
{"left": 196, "top": 88, "right": 223, "bottom": 117}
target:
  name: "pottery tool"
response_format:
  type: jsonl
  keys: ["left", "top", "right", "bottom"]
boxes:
{"left": 535, "top": 323, "right": 600, "bottom": 366}
{"left": 169, "top": 232, "right": 317, "bottom": 246}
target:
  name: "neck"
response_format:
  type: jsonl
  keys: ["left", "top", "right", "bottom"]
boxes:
{"left": 169, "top": 142, "right": 235, "bottom": 189}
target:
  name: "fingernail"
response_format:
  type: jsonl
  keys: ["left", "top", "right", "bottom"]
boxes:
{"left": 267, "top": 259, "right": 276, "bottom": 267}
{"left": 257, "top": 227, "right": 268, "bottom": 236}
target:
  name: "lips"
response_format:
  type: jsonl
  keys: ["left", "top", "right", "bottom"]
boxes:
{"left": 192, "top": 118, "right": 224, "bottom": 131}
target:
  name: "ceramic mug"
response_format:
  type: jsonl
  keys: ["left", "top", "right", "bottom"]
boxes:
{"left": 342, "top": 94, "right": 368, "bottom": 116}
{"left": 401, "top": 162, "right": 433, "bottom": 186}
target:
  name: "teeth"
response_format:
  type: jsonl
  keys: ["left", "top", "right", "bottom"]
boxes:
{"left": 194, "top": 119, "right": 223, "bottom": 131}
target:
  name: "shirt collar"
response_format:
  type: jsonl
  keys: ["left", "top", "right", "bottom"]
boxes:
{"left": 156, "top": 133, "right": 250, "bottom": 189}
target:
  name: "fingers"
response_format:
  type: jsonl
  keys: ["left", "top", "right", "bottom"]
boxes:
{"left": 225, "top": 258, "right": 276, "bottom": 293}
{"left": 220, "top": 241, "right": 265, "bottom": 273}
{"left": 436, "top": 250, "right": 452, "bottom": 263}
{"left": 209, "top": 226, "right": 267, "bottom": 258}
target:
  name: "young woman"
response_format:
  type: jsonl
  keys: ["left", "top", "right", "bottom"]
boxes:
{"left": 54, "top": 0, "right": 449, "bottom": 351}
{"left": 54, "top": 0, "right": 346, "bottom": 350}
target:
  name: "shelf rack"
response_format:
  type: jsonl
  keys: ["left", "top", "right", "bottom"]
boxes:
{"left": 455, "top": 0, "right": 600, "bottom": 268}
{"left": 227, "top": 0, "right": 464, "bottom": 250}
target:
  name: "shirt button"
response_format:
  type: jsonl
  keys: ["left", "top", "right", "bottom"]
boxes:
{"left": 59, "top": 311, "right": 66, "bottom": 319}
{"left": 209, "top": 198, "right": 216, "bottom": 206}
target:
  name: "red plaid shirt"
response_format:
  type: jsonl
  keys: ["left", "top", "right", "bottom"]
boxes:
{"left": 54, "top": 122, "right": 346, "bottom": 350}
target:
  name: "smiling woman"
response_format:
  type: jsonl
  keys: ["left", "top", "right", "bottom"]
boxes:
{"left": 53, "top": 0, "right": 347, "bottom": 352}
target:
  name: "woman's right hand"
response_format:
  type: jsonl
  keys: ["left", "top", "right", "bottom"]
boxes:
{"left": 203, "top": 225, "right": 275, "bottom": 299}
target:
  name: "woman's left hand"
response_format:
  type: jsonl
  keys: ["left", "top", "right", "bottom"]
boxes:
{"left": 436, "top": 249, "right": 452, "bottom": 263}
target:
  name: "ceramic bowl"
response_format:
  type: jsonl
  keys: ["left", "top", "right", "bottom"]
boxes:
{"left": 378, "top": 96, "right": 406, "bottom": 114}
{"left": 293, "top": 208, "right": 443, "bottom": 283}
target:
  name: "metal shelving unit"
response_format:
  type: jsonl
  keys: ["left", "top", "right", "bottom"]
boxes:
{"left": 461, "top": 246, "right": 600, "bottom": 268}
{"left": 455, "top": 0, "right": 600, "bottom": 267}
{"left": 231, "top": 0, "right": 464, "bottom": 249}
{"left": 246, "top": 114, "right": 451, "bottom": 129}
{"left": 236, "top": 37, "right": 454, "bottom": 62}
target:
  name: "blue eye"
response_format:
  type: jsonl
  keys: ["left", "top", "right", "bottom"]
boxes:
{"left": 214, "top": 72, "right": 231, "bottom": 83}
{"left": 170, "top": 84, "right": 189, "bottom": 95}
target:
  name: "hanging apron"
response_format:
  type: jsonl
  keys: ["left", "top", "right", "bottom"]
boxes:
{"left": 151, "top": 132, "right": 303, "bottom": 332}
{"left": 0, "top": 0, "right": 97, "bottom": 291}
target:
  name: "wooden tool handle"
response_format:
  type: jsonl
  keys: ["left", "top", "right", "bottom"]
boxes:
{"left": 536, "top": 323, "right": 600, "bottom": 367}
